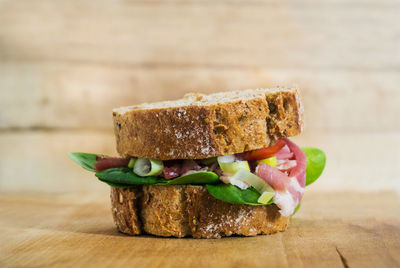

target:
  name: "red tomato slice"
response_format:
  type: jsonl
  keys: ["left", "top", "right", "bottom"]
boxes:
{"left": 94, "top": 157, "right": 131, "bottom": 171}
{"left": 240, "top": 139, "right": 286, "bottom": 161}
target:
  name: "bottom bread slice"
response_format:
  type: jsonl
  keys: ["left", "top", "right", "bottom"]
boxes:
{"left": 110, "top": 185, "right": 290, "bottom": 238}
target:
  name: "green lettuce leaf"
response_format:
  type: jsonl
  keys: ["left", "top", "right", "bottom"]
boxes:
{"left": 293, "top": 202, "right": 301, "bottom": 215}
{"left": 159, "top": 172, "right": 219, "bottom": 185}
{"left": 95, "top": 168, "right": 219, "bottom": 186}
{"left": 206, "top": 184, "right": 273, "bottom": 206}
{"left": 70, "top": 147, "right": 326, "bottom": 211}
{"left": 68, "top": 152, "right": 101, "bottom": 172}
{"left": 103, "top": 181, "right": 133, "bottom": 188}
{"left": 96, "top": 167, "right": 160, "bottom": 185}
{"left": 302, "top": 147, "right": 326, "bottom": 186}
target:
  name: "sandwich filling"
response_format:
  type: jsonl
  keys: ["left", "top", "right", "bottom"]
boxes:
{"left": 69, "top": 139, "right": 325, "bottom": 217}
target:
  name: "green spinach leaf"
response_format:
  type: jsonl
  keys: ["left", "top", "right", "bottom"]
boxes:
{"left": 96, "top": 167, "right": 160, "bottom": 185}
{"left": 68, "top": 152, "right": 101, "bottom": 172}
{"left": 69, "top": 153, "right": 219, "bottom": 186}
{"left": 161, "top": 172, "right": 219, "bottom": 185}
{"left": 302, "top": 147, "right": 326, "bottom": 186}
{"left": 96, "top": 168, "right": 219, "bottom": 186}
{"left": 293, "top": 202, "right": 301, "bottom": 215}
{"left": 206, "top": 184, "right": 273, "bottom": 206}
{"left": 102, "top": 181, "right": 134, "bottom": 188}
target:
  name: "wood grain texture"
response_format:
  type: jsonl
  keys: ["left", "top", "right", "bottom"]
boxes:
{"left": 1, "top": 63, "right": 400, "bottom": 131}
{"left": 0, "top": 192, "right": 399, "bottom": 267}
{"left": 0, "top": 0, "right": 399, "bottom": 131}
{"left": 1, "top": 0, "right": 399, "bottom": 68}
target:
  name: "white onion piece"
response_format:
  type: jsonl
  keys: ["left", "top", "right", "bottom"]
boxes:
{"left": 133, "top": 158, "right": 164, "bottom": 177}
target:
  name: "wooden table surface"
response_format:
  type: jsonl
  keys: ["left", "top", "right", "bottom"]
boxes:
{"left": 1, "top": 191, "right": 399, "bottom": 268}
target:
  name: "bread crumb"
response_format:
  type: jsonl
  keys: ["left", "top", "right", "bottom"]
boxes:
{"left": 175, "top": 131, "right": 182, "bottom": 139}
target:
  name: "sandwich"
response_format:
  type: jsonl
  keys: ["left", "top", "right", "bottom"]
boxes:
{"left": 69, "top": 88, "right": 326, "bottom": 238}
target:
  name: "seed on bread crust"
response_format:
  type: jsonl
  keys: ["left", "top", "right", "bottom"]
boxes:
{"left": 113, "top": 88, "right": 303, "bottom": 160}
{"left": 110, "top": 186, "right": 290, "bottom": 238}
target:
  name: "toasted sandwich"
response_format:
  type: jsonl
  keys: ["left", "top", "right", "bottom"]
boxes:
{"left": 69, "top": 88, "right": 326, "bottom": 238}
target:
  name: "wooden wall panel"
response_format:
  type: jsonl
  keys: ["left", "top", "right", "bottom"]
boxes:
{"left": 0, "top": 131, "right": 115, "bottom": 194}
{"left": 1, "top": 0, "right": 398, "bottom": 69}
{"left": 1, "top": 62, "right": 399, "bottom": 131}
{"left": 1, "top": 0, "right": 399, "bottom": 132}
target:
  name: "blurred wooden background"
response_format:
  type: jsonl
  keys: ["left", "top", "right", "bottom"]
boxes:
{"left": 0, "top": 0, "right": 399, "bottom": 195}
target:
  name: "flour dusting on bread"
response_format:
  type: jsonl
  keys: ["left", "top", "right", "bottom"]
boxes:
{"left": 113, "top": 88, "right": 303, "bottom": 160}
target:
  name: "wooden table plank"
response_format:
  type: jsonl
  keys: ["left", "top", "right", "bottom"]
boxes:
{"left": 1, "top": 192, "right": 399, "bottom": 267}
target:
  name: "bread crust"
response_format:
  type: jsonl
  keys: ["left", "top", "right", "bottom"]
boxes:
{"left": 110, "top": 187, "right": 142, "bottom": 235}
{"left": 113, "top": 88, "right": 304, "bottom": 160}
{"left": 110, "top": 185, "right": 290, "bottom": 238}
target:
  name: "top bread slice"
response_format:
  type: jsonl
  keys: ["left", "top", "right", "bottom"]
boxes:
{"left": 113, "top": 88, "right": 304, "bottom": 160}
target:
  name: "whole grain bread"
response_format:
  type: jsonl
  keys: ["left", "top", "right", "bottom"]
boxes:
{"left": 110, "top": 185, "right": 290, "bottom": 238}
{"left": 113, "top": 88, "right": 303, "bottom": 160}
